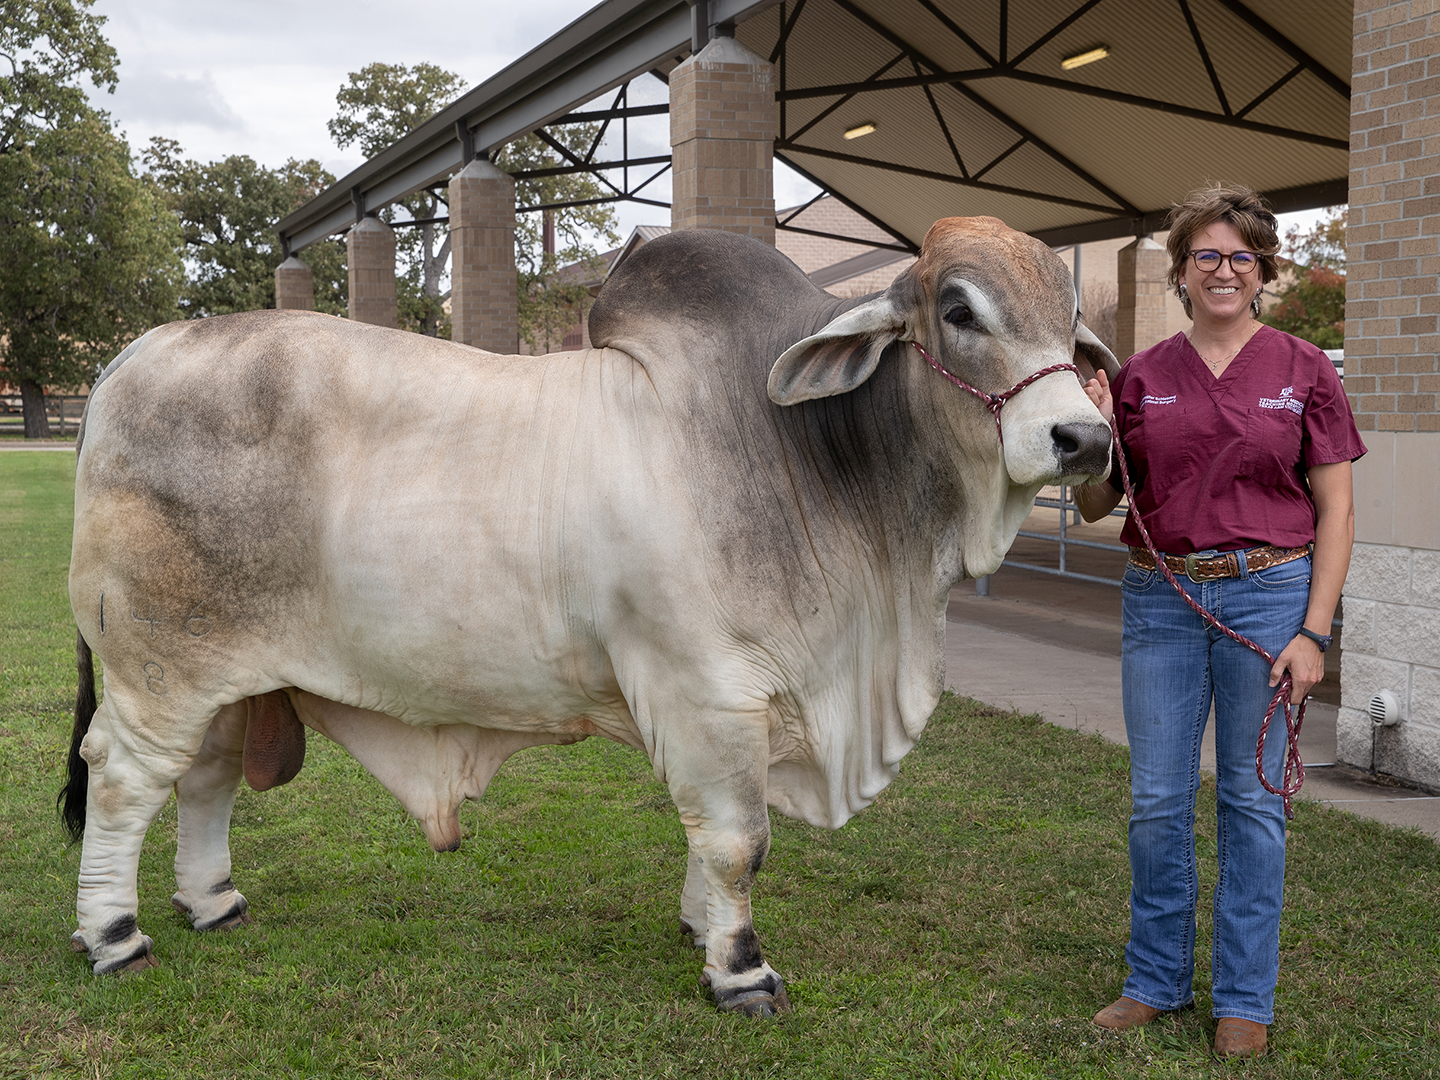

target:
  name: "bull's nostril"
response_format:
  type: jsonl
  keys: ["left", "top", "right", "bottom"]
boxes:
{"left": 1052, "top": 422, "right": 1111, "bottom": 471}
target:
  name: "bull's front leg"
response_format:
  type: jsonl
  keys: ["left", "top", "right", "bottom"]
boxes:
{"left": 664, "top": 712, "right": 790, "bottom": 1017}
{"left": 171, "top": 701, "right": 251, "bottom": 931}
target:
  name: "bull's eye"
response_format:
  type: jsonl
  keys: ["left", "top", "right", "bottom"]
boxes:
{"left": 944, "top": 302, "right": 976, "bottom": 329}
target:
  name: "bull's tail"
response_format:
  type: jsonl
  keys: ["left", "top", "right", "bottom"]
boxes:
{"left": 59, "top": 628, "right": 96, "bottom": 843}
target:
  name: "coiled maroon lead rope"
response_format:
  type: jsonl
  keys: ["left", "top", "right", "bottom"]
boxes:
{"left": 1107, "top": 415, "right": 1307, "bottom": 819}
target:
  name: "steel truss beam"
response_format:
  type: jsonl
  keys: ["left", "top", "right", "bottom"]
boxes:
{"left": 769, "top": 0, "right": 1349, "bottom": 229}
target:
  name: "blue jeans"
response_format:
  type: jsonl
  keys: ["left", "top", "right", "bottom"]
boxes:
{"left": 1119, "top": 553, "right": 1309, "bottom": 1024}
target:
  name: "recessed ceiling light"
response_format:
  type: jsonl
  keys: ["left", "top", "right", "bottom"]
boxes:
{"left": 1061, "top": 46, "right": 1110, "bottom": 71}
{"left": 843, "top": 122, "right": 877, "bottom": 140}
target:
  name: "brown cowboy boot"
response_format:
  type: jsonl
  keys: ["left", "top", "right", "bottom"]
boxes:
{"left": 1092, "top": 997, "right": 1162, "bottom": 1030}
{"left": 1213, "top": 1017, "right": 1268, "bottom": 1058}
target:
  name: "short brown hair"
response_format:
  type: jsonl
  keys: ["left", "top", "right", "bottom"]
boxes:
{"left": 1164, "top": 184, "right": 1281, "bottom": 299}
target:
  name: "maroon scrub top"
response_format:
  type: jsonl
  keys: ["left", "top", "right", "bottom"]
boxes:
{"left": 1107, "top": 326, "right": 1366, "bottom": 554}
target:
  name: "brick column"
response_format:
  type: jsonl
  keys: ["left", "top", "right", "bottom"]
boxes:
{"left": 448, "top": 159, "right": 518, "bottom": 353}
{"left": 1115, "top": 236, "right": 1169, "bottom": 360}
{"left": 347, "top": 217, "right": 398, "bottom": 328}
{"left": 274, "top": 255, "right": 315, "bottom": 311}
{"left": 1336, "top": 0, "right": 1440, "bottom": 790}
{"left": 670, "top": 35, "right": 777, "bottom": 244}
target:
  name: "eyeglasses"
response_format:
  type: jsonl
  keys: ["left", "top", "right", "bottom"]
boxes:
{"left": 1189, "top": 249, "right": 1259, "bottom": 274}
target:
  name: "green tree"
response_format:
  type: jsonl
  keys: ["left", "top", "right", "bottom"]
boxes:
{"left": 1, "top": 0, "right": 182, "bottom": 438}
{"left": 330, "top": 63, "right": 466, "bottom": 336}
{"left": 1261, "top": 207, "right": 1346, "bottom": 350}
{"left": 0, "top": 113, "right": 183, "bottom": 437}
{"left": 0, "top": 0, "right": 117, "bottom": 153}
{"left": 142, "top": 138, "right": 346, "bottom": 318}
{"left": 496, "top": 130, "right": 621, "bottom": 351}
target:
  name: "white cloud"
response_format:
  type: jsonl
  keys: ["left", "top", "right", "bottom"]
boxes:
{"left": 104, "top": 70, "right": 245, "bottom": 134}
{"left": 85, "top": 0, "right": 818, "bottom": 235}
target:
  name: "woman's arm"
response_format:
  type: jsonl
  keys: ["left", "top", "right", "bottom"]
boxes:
{"left": 1076, "top": 368, "right": 1125, "bottom": 522}
{"left": 1269, "top": 460, "right": 1355, "bottom": 704}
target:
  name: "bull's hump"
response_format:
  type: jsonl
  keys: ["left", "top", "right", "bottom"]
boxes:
{"left": 588, "top": 230, "right": 830, "bottom": 352}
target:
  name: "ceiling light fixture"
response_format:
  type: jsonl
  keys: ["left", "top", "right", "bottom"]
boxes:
{"left": 843, "top": 122, "right": 877, "bottom": 140}
{"left": 1061, "top": 46, "right": 1110, "bottom": 71}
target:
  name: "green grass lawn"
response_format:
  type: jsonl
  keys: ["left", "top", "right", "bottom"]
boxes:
{"left": 1, "top": 451, "right": 1437, "bottom": 1079}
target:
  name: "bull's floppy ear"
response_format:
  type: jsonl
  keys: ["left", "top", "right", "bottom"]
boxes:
{"left": 1074, "top": 323, "right": 1121, "bottom": 383}
{"left": 768, "top": 296, "right": 908, "bottom": 405}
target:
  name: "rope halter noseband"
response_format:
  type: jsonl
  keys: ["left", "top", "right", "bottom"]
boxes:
{"left": 910, "top": 341, "right": 1080, "bottom": 447}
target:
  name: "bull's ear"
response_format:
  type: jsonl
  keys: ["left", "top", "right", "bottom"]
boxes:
{"left": 767, "top": 296, "right": 908, "bottom": 405}
{"left": 1074, "top": 322, "right": 1121, "bottom": 383}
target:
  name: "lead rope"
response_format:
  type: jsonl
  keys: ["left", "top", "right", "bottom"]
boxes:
{"left": 1107, "top": 415, "right": 1307, "bottom": 819}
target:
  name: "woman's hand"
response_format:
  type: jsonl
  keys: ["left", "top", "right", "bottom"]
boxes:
{"left": 1082, "top": 367, "right": 1113, "bottom": 424}
{"left": 1075, "top": 369, "right": 1122, "bottom": 522}
{"left": 1270, "top": 636, "right": 1326, "bottom": 706}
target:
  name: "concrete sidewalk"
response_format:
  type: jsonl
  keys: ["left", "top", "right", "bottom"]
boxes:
{"left": 942, "top": 511, "right": 1440, "bottom": 839}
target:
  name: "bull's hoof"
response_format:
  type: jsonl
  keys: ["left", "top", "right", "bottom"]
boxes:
{"left": 172, "top": 888, "right": 250, "bottom": 932}
{"left": 70, "top": 931, "right": 89, "bottom": 953}
{"left": 193, "top": 899, "right": 251, "bottom": 932}
{"left": 707, "top": 968, "right": 791, "bottom": 1017}
{"left": 90, "top": 934, "right": 156, "bottom": 976}
{"left": 116, "top": 951, "right": 160, "bottom": 974}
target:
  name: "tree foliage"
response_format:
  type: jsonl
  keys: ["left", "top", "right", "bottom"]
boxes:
{"left": 0, "top": 0, "right": 117, "bottom": 152}
{"left": 0, "top": 1, "right": 182, "bottom": 437}
{"left": 330, "top": 63, "right": 466, "bottom": 336}
{"left": 142, "top": 138, "right": 346, "bottom": 318}
{"left": 1260, "top": 207, "right": 1346, "bottom": 351}
{"left": 496, "top": 129, "right": 620, "bottom": 351}
{"left": 329, "top": 62, "right": 622, "bottom": 347}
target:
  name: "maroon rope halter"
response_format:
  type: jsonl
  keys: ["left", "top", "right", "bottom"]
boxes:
{"left": 1108, "top": 416, "right": 1307, "bottom": 819}
{"left": 910, "top": 341, "right": 1080, "bottom": 446}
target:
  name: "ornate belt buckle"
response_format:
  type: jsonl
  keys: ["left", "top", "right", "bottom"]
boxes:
{"left": 1184, "top": 551, "right": 1217, "bottom": 583}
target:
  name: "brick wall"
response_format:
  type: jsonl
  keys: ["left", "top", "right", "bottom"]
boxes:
{"left": 775, "top": 199, "right": 902, "bottom": 273}
{"left": 274, "top": 256, "right": 315, "bottom": 311}
{"left": 1115, "top": 237, "right": 1169, "bottom": 360}
{"left": 449, "top": 159, "right": 519, "bottom": 353}
{"left": 670, "top": 36, "right": 776, "bottom": 244}
{"left": 348, "top": 217, "right": 398, "bottom": 329}
{"left": 1346, "top": 0, "right": 1440, "bottom": 433}
{"left": 1338, "top": 0, "right": 1440, "bottom": 790}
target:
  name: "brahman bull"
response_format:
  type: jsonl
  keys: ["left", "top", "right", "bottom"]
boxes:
{"left": 61, "top": 219, "right": 1117, "bottom": 1014}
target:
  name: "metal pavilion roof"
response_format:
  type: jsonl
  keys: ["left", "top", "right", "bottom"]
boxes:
{"left": 277, "top": 0, "right": 1351, "bottom": 256}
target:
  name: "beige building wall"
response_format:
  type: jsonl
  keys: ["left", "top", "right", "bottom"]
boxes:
{"left": 1336, "top": 0, "right": 1440, "bottom": 789}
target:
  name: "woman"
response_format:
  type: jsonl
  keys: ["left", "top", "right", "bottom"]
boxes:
{"left": 1075, "top": 184, "right": 1365, "bottom": 1059}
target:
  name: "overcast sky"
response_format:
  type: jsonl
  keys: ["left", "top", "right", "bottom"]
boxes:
{"left": 87, "top": 0, "right": 1325, "bottom": 244}
{"left": 86, "top": 0, "right": 825, "bottom": 239}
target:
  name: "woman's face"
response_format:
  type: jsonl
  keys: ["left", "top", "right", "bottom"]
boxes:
{"left": 1177, "top": 220, "right": 1261, "bottom": 328}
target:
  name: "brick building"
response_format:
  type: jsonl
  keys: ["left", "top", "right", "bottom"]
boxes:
{"left": 1335, "top": 0, "right": 1440, "bottom": 788}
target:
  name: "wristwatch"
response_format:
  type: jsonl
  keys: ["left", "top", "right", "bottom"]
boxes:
{"left": 1297, "top": 627, "right": 1333, "bottom": 652}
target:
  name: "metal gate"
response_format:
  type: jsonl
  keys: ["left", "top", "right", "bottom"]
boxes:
{"left": 975, "top": 485, "right": 1129, "bottom": 594}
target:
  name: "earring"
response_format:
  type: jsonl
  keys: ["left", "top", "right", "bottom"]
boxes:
{"left": 1251, "top": 288, "right": 1263, "bottom": 318}
{"left": 1178, "top": 283, "right": 1191, "bottom": 318}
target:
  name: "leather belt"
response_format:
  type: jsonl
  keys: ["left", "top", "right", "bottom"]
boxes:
{"left": 1128, "top": 543, "right": 1312, "bottom": 583}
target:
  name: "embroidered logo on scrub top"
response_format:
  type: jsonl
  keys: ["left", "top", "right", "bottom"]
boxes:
{"left": 1258, "top": 385, "right": 1304, "bottom": 415}
{"left": 1140, "top": 394, "right": 1177, "bottom": 409}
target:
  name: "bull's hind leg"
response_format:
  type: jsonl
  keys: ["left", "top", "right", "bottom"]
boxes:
{"left": 171, "top": 701, "right": 252, "bottom": 931}
{"left": 72, "top": 695, "right": 202, "bottom": 974}
{"left": 663, "top": 709, "right": 790, "bottom": 1016}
